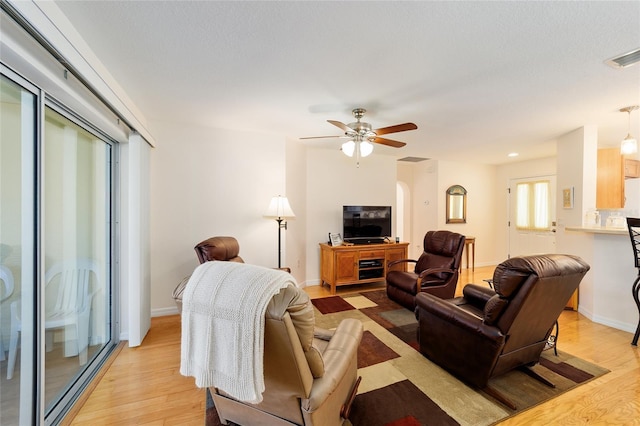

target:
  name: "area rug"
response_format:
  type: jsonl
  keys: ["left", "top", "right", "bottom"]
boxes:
{"left": 206, "top": 289, "right": 609, "bottom": 426}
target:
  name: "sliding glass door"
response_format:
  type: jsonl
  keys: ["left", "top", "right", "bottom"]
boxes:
{"left": 1, "top": 69, "right": 37, "bottom": 426}
{"left": 43, "top": 107, "right": 113, "bottom": 418}
{"left": 1, "top": 69, "right": 117, "bottom": 424}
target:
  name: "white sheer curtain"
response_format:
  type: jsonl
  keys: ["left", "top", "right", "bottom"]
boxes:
{"left": 516, "top": 180, "right": 551, "bottom": 231}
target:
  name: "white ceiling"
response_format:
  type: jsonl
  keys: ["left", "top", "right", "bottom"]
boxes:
{"left": 54, "top": 1, "right": 640, "bottom": 165}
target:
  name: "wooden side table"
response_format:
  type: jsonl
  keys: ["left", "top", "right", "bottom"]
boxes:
{"left": 463, "top": 236, "right": 475, "bottom": 270}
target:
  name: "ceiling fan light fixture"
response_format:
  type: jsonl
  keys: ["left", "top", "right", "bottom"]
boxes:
{"left": 620, "top": 106, "right": 639, "bottom": 155}
{"left": 306, "top": 108, "right": 416, "bottom": 165}
{"left": 360, "top": 140, "right": 374, "bottom": 157}
{"left": 342, "top": 140, "right": 355, "bottom": 157}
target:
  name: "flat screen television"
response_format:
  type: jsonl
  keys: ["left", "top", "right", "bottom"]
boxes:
{"left": 343, "top": 206, "right": 392, "bottom": 244}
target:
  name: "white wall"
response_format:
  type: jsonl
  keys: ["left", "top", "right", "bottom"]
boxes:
{"left": 399, "top": 159, "right": 500, "bottom": 265}
{"left": 557, "top": 126, "right": 598, "bottom": 231}
{"left": 304, "top": 148, "right": 398, "bottom": 285}
{"left": 148, "top": 120, "right": 289, "bottom": 313}
{"left": 285, "top": 138, "right": 307, "bottom": 282}
{"left": 396, "top": 163, "right": 413, "bottom": 243}
{"left": 555, "top": 126, "right": 598, "bottom": 319}
{"left": 437, "top": 160, "right": 499, "bottom": 266}
{"left": 405, "top": 160, "right": 439, "bottom": 259}
{"left": 149, "top": 137, "right": 397, "bottom": 306}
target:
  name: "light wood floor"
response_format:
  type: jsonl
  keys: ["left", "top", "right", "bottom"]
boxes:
{"left": 65, "top": 266, "right": 640, "bottom": 425}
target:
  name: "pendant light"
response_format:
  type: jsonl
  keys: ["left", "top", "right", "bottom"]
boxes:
{"left": 620, "top": 106, "right": 639, "bottom": 155}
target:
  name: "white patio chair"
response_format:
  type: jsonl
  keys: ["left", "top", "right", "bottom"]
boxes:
{"left": 0, "top": 265, "right": 15, "bottom": 361}
{"left": 7, "top": 258, "right": 100, "bottom": 379}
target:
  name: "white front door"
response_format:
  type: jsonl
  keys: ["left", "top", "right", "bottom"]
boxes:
{"left": 508, "top": 176, "right": 557, "bottom": 257}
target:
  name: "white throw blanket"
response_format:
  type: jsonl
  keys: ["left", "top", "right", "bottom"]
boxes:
{"left": 180, "top": 261, "right": 295, "bottom": 403}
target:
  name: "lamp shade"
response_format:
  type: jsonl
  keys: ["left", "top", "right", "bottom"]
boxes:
{"left": 360, "top": 141, "right": 374, "bottom": 157}
{"left": 264, "top": 196, "right": 295, "bottom": 219}
{"left": 341, "top": 140, "right": 355, "bottom": 157}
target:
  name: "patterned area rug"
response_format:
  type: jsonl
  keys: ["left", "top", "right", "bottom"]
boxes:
{"left": 206, "top": 289, "right": 609, "bottom": 426}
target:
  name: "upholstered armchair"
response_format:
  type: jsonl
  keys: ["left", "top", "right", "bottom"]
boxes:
{"left": 415, "top": 254, "right": 590, "bottom": 409}
{"left": 181, "top": 262, "right": 363, "bottom": 426}
{"left": 386, "top": 230, "right": 465, "bottom": 310}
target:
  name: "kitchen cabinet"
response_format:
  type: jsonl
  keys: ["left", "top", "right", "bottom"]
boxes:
{"left": 596, "top": 148, "right": 625, "bottom": 209}
{"left": 624, "top": 158, "right": 640, "bottom": 178}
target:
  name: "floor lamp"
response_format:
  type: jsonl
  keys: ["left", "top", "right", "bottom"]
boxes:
{"left": 264, "top": 196, "right": 295, "bottom": 268}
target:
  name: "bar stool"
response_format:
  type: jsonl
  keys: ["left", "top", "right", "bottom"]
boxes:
{"left": 626, "top": 217, "right": 640, "bottom": 346}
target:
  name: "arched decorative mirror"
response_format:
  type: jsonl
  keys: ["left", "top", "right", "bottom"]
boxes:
{"left": 446, "top": 185, "right": 467, "bottom": 224}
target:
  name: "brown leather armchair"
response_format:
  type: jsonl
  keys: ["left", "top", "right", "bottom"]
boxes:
{"left": 386, "top": 230, "right": 465, "bottom": 310}
{"left": 415, "top": 254, "right": 590, "bottom": 409}
{"left": 194, "top": 236, "right": 244, "bottom": 264}
{"left": 173, "top": 237, "right": 244, "bottom": 312}
{"left": 174, "top": 236, "right": 294, "bottom": 312}
{"left": 207, "top": 283, "right": 363, "bottom": 425}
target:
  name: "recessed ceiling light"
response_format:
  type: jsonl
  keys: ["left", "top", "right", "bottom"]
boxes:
{"left": 398, "top": 156, "right": 429, "bottom": 162}
{"left": 508, "top": 152, "right": 519, "bottom": 157}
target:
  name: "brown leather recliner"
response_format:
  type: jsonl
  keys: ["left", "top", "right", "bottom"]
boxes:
{"left": 208, "top": 283, "right": 364, "bottom": 425}
{"left": 173, "top": 237, "right": 244, "bottom": 312}
{"left": 174, "top": 236, "right": 295, "bottom": 312}
{"left": 386, "top": 230, "right": 465, "bottom": 310}
{"left": 194, "top": 236, "right": 244, "bottom": 264}
{"left": 415, "top": 254, "right": 590, "bottom": 409}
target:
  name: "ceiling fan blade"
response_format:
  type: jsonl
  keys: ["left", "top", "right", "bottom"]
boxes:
{"left": 299, "top": 135, "right": 341, "bottom": 140}
{"left": 327, "top": 120, "right": 353, "bottom": 133}
{"left": 374, "top": 122, "right": 417, "bottom": 136}
{"left": 372, "top": 136, "right": 407, "bottom": 148}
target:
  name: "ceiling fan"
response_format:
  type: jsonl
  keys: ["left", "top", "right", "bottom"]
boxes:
{"left": 301, "top": 108, "right": 417, "bottom": 159}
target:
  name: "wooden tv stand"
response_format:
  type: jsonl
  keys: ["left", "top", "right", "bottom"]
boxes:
{"left": 319, "top": 242, "right": 409, "bottom": 295}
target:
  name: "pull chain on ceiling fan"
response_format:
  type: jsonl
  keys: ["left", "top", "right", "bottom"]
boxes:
{"left": 301, "top": 108, "right": 417, "bottom": 166}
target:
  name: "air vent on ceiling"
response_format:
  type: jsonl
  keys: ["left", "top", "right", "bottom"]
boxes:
{"left": 398, "top": 156, "right": 429, "bottom": 162}
{"left": 605, "top": 48, "right": 640, "bottom": 69}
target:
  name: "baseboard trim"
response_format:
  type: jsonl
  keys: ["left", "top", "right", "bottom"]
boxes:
{"left": 152, "top": 306, "right": 179, "bottom": 317}
{"left": 578, "top": 305, "right": 636, "bottom": 333}
{"left": 301, "top": 279, "right": 321, "bottom": 287}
